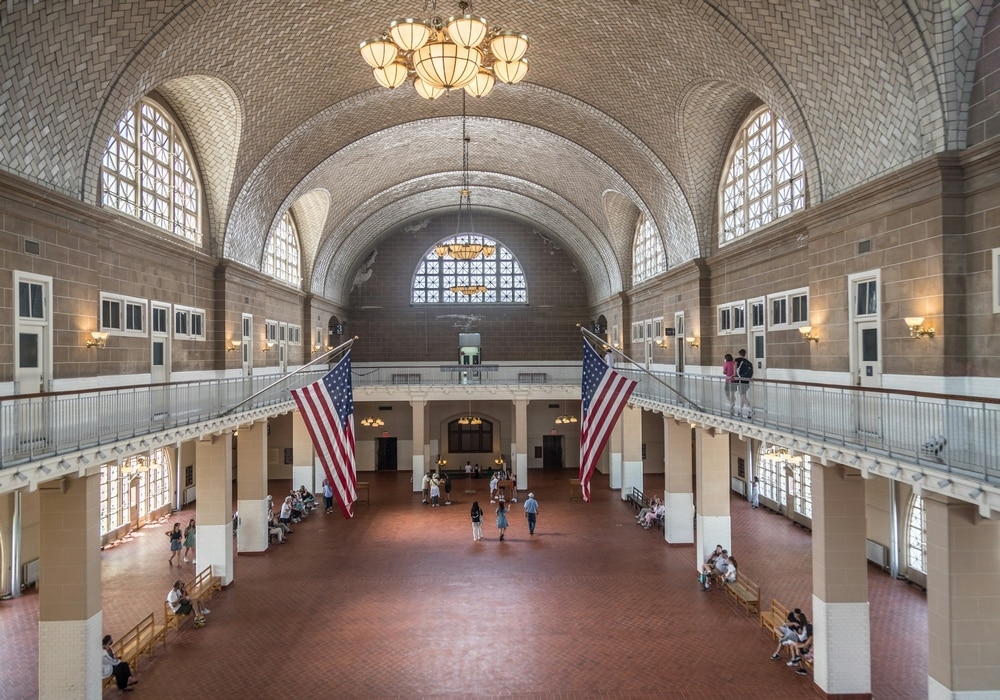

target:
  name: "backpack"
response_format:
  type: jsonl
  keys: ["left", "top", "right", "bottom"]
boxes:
{"left": 736, "top": 357, "right": 754, "bottom": 379}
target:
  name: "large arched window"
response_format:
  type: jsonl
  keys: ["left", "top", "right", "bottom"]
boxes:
{"left": 412, "top": 235, "right": 526, "bottom": 304}
{"left": 101, "top": 98, "right": 201, "bottom": 244}
{"left": 632, "top": 215, "right": 666, "bottom": 285}
{"left": 263, "top": 211, "right": 301, "bottom": 287}
{"left": 906, "top": 494, "right": 927, "bottom": 573}
{"left": 756, "top": 445, "right": 812, "bottom": 518}
{"left": 720, "top": 107, "right": 805, "bottom": 245}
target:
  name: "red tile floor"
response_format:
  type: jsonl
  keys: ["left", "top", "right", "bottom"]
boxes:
{"left": 0, "top": 470, "right": 926, "bottom": 699}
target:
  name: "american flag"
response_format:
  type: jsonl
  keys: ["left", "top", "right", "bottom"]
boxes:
{"left": 580, "top": 340, "right": 637, "bottom": 502}
{"left": 290, "top": 352, "right": 357, "bottom": 519}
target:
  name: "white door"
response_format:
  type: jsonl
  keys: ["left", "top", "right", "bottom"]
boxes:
{"left": 242, "top": 314, "right": 253, "bottom": 376}
{"left": 278, "top": 322, "right": 288, "bottom": 372}
{"left": 850, "top": 273, "right": 882, "bottom": 437}
{"left": 14, "top": 274, "right": 51, "bottom": 449}
{"left": 150, "top": 303, "right": 170, "bottom": 384}
{"left": 750, "top": 330, "right": 766, "bottom": 377}
{"left": 674, "top": 312, "right": 685, "bottom": 372}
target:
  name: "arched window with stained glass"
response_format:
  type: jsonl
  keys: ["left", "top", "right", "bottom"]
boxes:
{"left": 101, "top": 97, "right": 202, "bottom": 244}
{"left": 263, "top": 211, "right": 301, "bottom": 288}
{"left": 412, "top": 234, "right": 527, "bottom": 304}
{"left": 719, "top": 106, "right": 805, "bottom": 245}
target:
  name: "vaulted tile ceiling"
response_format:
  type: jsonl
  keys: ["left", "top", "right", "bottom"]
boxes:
{"left": 2, "top": 0, "right": 987, "bottom": 304}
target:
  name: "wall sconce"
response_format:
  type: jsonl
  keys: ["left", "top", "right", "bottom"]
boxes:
{"left": 262, "top": 341, "right": 276, "bottom": 352}
{"left": 227, "top": 340, "right": 242, "bottom": 352}
{"left": 685, "top": 336, "right": 699, "bottom": 348}
{"left": 799, "top": 326, "right": 820, "bottom": 343}
{"left": 656, "top": 338, "right": 667, "bottom": 348}
{"left": 314, "top": 343, "right": 323, "bottom": 352}
{"left": 86, "top": 331, "right": 108, "bottom": 349}
{"left": 904, "top": 317, "right": 935, "bottom": 338}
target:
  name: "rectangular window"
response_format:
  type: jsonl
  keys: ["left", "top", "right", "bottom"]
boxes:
{"left": 631, "top": 322, "right": 643, "bottom": 342}
{"left": 265, "top": 320, "right": 278, "bottom": 342}
{"left": 173, "top": 305, "right": 206, "bottom": 340}
{"left": 750, "top": 299, "right": 765, "bottom": 328}
{"left": 718, "top": 307, "right": 731, "bottom": 333}
{"left": 993, "top": 248, "right": 1000, "bottom": 313}
{"left": 790, "top": 293, "right": 809, "bottom": 324}
{"left": 152, "top": 306, "right": 168, "bottom": 333}
{"left": 18, "top": 281, "right": 45, "bottom": 319}
{"left": 653, "top": 317, "right": 663, "bottom": 339}
{"left": 732, "top": 304, "right": 746, "bottom": 331}
{"left": 288, "top": 325, "right": 301, "bottom": 345}
{"left": 770, "top": 298, "right": 787, "bottom": 327}
{"left": 856, "top": 280, "right": 877, "bottom": 317}
{"left": 101, "top": 293, "right": 147, "bottom": 335}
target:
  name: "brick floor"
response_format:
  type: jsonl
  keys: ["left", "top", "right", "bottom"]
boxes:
{"left": 0, "top": 470, "right": 926, "bottom": 699}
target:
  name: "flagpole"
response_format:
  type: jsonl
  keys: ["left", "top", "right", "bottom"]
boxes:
{"left": 223, "top": 336, "right": 358, "bottom": 415}
{"left": 578, "top": 325, "right": 703, "bottom": 411}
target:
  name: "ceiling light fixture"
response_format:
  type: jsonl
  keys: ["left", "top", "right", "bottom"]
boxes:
{"left": 360, "top": 0, "right": 529, "bottom": 99}
{"left": 360, "top": 416, "right": 385, "bottom": 427}
{"left": 457, "top": 400, "right": 482, "bottom": 425}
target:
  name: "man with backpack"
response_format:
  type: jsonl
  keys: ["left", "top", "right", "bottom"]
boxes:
{"left": 735, "top": 349, "right": 754, "bottom": 418}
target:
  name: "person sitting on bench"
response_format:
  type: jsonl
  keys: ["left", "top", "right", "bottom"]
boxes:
{"left": 102, "top": 634, "right": 138, "bottom": 691}
{"left": 167, "top": 580, "right": 209, "bottom": 622}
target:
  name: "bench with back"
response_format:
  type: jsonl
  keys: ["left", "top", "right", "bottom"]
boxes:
{"left": 102, "top": 611, "right": 166, "bottom": 689}
{"left": 723, "top": 570, "right": 761, "bottom": 615}
{"left": 164, "top": 566, "right": 221, "bottom": 631}
{"left": 760, "top": 598, "right": 789, "bottom": 640}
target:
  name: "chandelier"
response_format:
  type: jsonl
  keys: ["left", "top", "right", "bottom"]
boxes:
{"left": 449, "top": 284, "right": 488, "bottom": 296}
{"left": 555, "top": 402, "right": 578, "bottom": 424}
{"left": 435, "top": 241, "right": 495, "bottom": 260}
{"left": 359, "top": 1, "right": 530, "bottom": 99}
{"left": 360, "top": 416, "right": 385, "bottom": 427}
{"left": 458, "top": 401, "right": 482, "bottom": 425}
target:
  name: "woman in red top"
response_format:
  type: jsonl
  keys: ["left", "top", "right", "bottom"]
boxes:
{"left": 722, "top": 353, "right": 737, "bottom": 414}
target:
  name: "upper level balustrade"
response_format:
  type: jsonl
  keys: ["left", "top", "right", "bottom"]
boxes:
{"left": 1, "top": 363, "right": 997, "bottom": 505}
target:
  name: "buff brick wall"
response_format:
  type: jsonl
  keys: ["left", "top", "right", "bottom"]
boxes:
{"left": 346, "top": 213, "right": 591, "bottom": 363}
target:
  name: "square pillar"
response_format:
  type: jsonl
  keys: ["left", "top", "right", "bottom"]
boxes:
{"left": 411, "top": 398, "right": 426, "bottom": 493}
{"left": 812, "top": 463, "right": 871, "bottom": 697}
{"left": 621, "top": 405, "right": 643, "bottom": 500}
{"left": 38, "top": 474, "right": 102, "bottom": 699}
{"left": 291, "top": 411, "right": 315, "bottom": 492}
{"left": 195, "top": 433, "right": 234, "bottom": 586}
{"left": 664, "top": 418, "right": 693, "bottom": 544}
{"left": 237, "top": 420, "right": 268, "bottom": 554}
{"left": 925, "top": 495, "right": 1000, "bottom": 699}
{"left": 513, "top": 397, "right": 528, "bottom": 491}
{"left": 695, "top": 427, "right": 730, "bottom": 564}
{"left": 608, "top": 419, "right": 623, "bottom": 490}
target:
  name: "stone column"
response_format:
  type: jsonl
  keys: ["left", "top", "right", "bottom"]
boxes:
{"left": 513, "top": 396, "right": 528, "bottom": 492}
{"left": 694, "top": 428, "right": 730, "bottom": 564}
{"left": 608, "top": 419, "right": 623, "bottom": 490}
{"left": 290, "top": 411, "right": 314, "bottom": 492}
{"left": 811, "top": 463, "right": 871, "bottom": 697}
{"left": 663, "top": 418, "right": 693, "bottom": 544}
{"left": 620, "top": 405, "right": 643, "bottom": 501}
{"left": 237, "top": 420, "right": 268, "bottom": 554}
{"left": 195, "top": 433, "right": 234, "bottom": 586}
{"left": 925, "top": 494, "right": 1000, "bottom": 699}
{"left": 411, "top": 398, "right": 426, "bottom": 493}
{"left": 38, "top": 475, "right": 102, "bottom": 699}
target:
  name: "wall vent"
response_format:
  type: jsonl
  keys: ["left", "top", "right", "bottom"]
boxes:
{"left": 378, "top": 405, "right": 392, "bottom": 411}
{"left": 24, "top": 239, "right": 40, "bottom": 255}
{"left": 858, "top": 239, "right": 872, "bottom": 254}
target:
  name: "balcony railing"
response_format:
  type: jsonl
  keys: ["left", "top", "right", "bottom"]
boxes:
{"left": 1, "top": 364, "right": 997, "bottom": 488}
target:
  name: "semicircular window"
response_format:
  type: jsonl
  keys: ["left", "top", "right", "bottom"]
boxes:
{"left": 412, "top": 234, "right": 527, "bottom": 304}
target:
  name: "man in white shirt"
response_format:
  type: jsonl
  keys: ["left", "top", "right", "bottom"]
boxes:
{"left": 167, "top": 580, "right": 208, "bottom": 622}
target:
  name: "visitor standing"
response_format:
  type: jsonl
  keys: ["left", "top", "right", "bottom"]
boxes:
{"left": 750, "top": 477, "right": 760, "bottom": 509}
{"left": 522, "top": 492, "right": 539, "bottom": 535}
{"left": 166, "top": 522, "right": 182, "bottom": 566}
{"left": 182, "top": 518, "right": 196, "bottom": 563}
{"left": 496, "top": 499, "right": 509, "bottom": 541}
{"left": 722, "top": 353, "right": 737, "bottom": 415}
{"left": 322, "top": 478, "right": 334, "bottom": 513}
{"left": 470, "top": 501, "right": 484, "bottom": 541}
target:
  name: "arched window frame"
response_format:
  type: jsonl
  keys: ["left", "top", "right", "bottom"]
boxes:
{"left": 100, "top": 448, "right": 172, "bottom": 537}
{"left": 412, "top": 235, "right": 527, "bottom": 304}
{"left": 719, "top": 106, "right": 805, "bottom": 246}
{"left": 100, "top": 97, "right": 202, "bottom": 244}
{"left": 632, "top": 215, "right": 666, "bottom": 285}
{"left": 263, "top": 211, "right": 302, "bottom": 288}
{"left": 905, "top": 494, "right": 927, "bottom": 573}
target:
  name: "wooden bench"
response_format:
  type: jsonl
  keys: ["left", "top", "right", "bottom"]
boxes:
{"left": 760, "top": 598, "right": 789, "bottom": 640}
{"left": 569, "top": 479, "right": 582, "bottom": 501}
{"left": 627, "top": 486, "right": 645, "bottom": 510}
{"left": 355, "top": 481, "right": 370, "bottom": 506}
{"left": 165, "top": 566, "right": 220, "bottom": 630}
{"left": 103, "top": 611, "right": 165, "bottom": 688}
{"left": 724, "top": 571, "right": 761, "bottom": 615}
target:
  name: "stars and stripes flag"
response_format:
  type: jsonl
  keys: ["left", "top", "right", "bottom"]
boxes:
{"left": 290, "top": 351, "right": 357, "bottom": 519}
{"left": 579, "top": 340, "right": 637, "bottom": 502}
